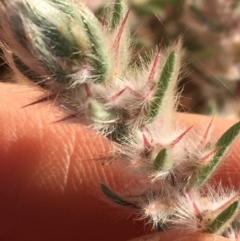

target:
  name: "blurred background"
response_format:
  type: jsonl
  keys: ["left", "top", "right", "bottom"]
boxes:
{"left": 1, "top": 0, "right": 240, "bottom": 118}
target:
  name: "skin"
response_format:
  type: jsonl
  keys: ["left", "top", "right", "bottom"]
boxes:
{"left": 0, "top": 83, "right": 239, "bottom": 241}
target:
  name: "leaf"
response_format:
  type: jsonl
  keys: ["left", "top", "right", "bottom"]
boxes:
{"left": 193, "top": 122, "right": 240, "bottom": 187}
{"left": 18, "top": 1, "right": 79, "bottom": 58}
{"left": 206, "top": 201, "right": 239, "bottom": 234}
{"left": 154, "top": 148, "right": 173, "bottom": 172}
{"left": 87, "top": 99, "right": 117, "bottom": 123}
{"left": 110, "top": 0, "right": 126, "bottom": 30}
{"left": 101, "top": 184, "right": 139, "bottom": 209}
{"left": 39, "top": 21, "right": 79, "bottom": 59}
{"left": 13, "top": 1, "right": 79, "bottom": 85}
{"left": 50, "top": 0, "right": 75, "bottom": 15}
{"left": 50, "top": 0, "right": 112, "bottom": 83}
{"left": 29, "top": 25, "right": 68, "bottom": 82}
{"left": 147, "top": 51, "right": 176, "bottom": 122}
{"left": 81, "top": 12, "right": 111, "bottom": 84}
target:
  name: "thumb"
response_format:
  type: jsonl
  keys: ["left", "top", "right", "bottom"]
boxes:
{"left": 0, "top": 83, "right": 238, "bottom": 241}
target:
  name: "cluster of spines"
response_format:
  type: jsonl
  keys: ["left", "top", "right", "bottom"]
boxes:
{"left": 1, "top": 0, "right": 240, "bottom": 239}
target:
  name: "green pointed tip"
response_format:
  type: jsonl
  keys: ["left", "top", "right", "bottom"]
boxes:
{"left": 216, "top": 122, "right": 240, "bottom": 149}
{"left": 206, "top": 201, "right": 239, "bottom": 234}
{"left": 100, "top": 184, "right": 139, "bottom": 208}
{"left": 154, "top": 148, "right": 173, "bottom": 172}
{"left": 87, "top": 99, "right": 116, "bottom": 123}
{"left": 147, "top": 51, "right": 176, "bottom": 123}
{"left": 192, "top": 122, "right": 240, "bottom": 187}
{"left": 110, "top": 0, "right": 126, "bottom": 30}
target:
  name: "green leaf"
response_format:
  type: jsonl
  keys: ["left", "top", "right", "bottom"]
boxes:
{"left": 81, "top": 13, "right": 111, "bottom": 83}
{"left": 31, "top": 27, "right": 68, "bottom": 82}
{"left": 49, "top": 0, "right": 75, "bottom": 15}
{"left": 206, "top": 201, "right": 239, "bottom": 234}
{"left": 40, "top": 21, "right": 79, "bottom": 59}
{"left": 12, "top": 1, "right": 79, "bottom": 85}
{"left": 154, "top": 148, "right": 173, "bottom": 172}
{"left": 193, "top": 122, "right": 240, "bottom": 187}
{"left": 40, "top": 22, "right": 78, "bottom": 59}
{"left": 49, "top": 0, "right": 96, "bottom": 64}
{"left": 87, "top": 99, "right": 117, "bottom": 123}
{"left": 17, "top": 2, "right": 79, "bottom": 59}
{"left": 110, "top": 0, "right": 126, "bottom": 30}
{"left": 101, "top": 184, "right": 139, "bottom": 208}
{"left": 147, "top": 51, "right": 176, "bottom": 123}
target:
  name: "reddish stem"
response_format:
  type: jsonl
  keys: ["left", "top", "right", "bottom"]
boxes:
{"left": 148, "top": 39, "right": 164, "bottom": 82}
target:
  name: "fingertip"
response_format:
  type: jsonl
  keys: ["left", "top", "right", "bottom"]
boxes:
{"left": 128, "top": 230, "right": 229, "bottom": 241}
